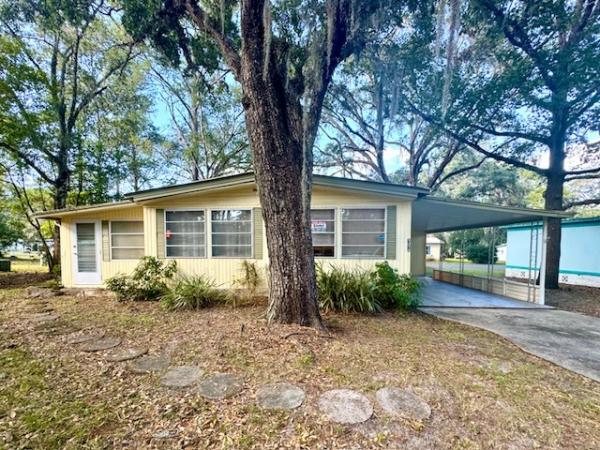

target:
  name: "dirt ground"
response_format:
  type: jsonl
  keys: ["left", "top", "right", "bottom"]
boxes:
{"left": 0, "top": 287, "right": 598, "bottom": 449}
{"left": 545, "top": 284, "right": 600, "bottom": 317}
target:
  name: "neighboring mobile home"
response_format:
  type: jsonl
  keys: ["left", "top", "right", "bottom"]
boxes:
{"left": 505, "top": 217, "right": 600, "bottom": 287}
{"left": 35, "top": 173, "right": 568, "bottom": 289}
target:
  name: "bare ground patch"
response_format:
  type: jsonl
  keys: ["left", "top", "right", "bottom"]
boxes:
{"left": 0, "top": 290, "right": 598, "bottom": 449}
{"left": 545, "top": 284, "right": 600, "bottom": 317}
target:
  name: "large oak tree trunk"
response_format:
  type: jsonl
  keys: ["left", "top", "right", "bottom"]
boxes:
{"left": 239, "top": 0, "right": 322, "bottom": 328}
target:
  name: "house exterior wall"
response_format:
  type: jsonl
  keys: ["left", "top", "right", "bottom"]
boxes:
{"left": 59, "top": 186, "right": 413, "bottom": 288}
{"left": 60, "top": 206, "right": 144, "bottom": 287}
{"left": 410, "top": 230, "right": 426, "bottom": 276}
{"left": 505, "top": 220, "right": 600, "bottom": 287}
{"left": 425, "top": 242, "right": 442, "bottom": 261}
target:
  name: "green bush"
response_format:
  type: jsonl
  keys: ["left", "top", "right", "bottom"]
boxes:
{"left": 316, "top": 264, "right": 380, "bottom": 313}
{"left": 161, "top": 275, "right": 230, "bottom": 310}
{"left": 371, "top": 262, "right": 421, "bottom": 309}
{"left": 316, "top": 262, "right": 421, "bottom": 313}
{"left": 465, "top": 244, "right": 497, "bottom": 264}
{"left": 106, "top": 256, "right": 177, "bottom": 301}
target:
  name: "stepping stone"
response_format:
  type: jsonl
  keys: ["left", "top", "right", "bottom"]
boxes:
{"left": 106, "top": 346, "right": 148, "bottom": 362}
{"left": 128, "top": 355, "right": 170, "bottom": 374}
{"left": 160, "top": 366, "right": 203, "bottom": 388}
{"left": 35, "top": 321, "right": 78, "bottom": 336}
{"left": 318, "top": 389, "right": 373, "bottom": 424}
{"left": 66, "top": 330, "right": 105, "bottom": 344}
{"left": 375, "top": 387, "right": 431, "bottom": 421}
{"left": 256, "top": 383, "right": 305, "bottom": 410}
{"left": 196, "top": 373, "right": 243, "bottom": 399}
{"left": 80, "top": 336, "right": 121, "bottom": 352}
{"left": 29, "top": 313, "right": 59, "bottom": 323}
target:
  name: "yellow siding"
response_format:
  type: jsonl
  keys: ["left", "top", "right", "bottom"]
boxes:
{"left": 60, "top": 206, "right": 143, "bottom": 287}
{"left": 411, "top": 229, "right": 426, "bottom": 276}
{"left": 60, "top": 185, "right": 414, "bottom": 287}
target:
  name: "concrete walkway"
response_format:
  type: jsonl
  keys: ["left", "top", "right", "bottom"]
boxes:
{"left": 420, "top": 278, "right": 549, "bottom": 308}
{"left": 421, "top": 307, "right": 600, "bottom": 382}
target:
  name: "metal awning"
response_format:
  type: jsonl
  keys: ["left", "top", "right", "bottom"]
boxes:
{"left": 412, "top": 196, "right": 570, "bottom": 233}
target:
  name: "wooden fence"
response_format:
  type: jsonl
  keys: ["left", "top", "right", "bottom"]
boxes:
{"left": 432, "top": 269, "right": 540, "bottom": 303}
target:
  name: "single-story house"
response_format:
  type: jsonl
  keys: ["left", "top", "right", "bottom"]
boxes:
{"left": 35, "top": 173, "right": 569, "bottom": 295}
{"left": 505, "top": 217, "right": 600, "bottom": 287}
{"left": 425, "top": 236, "right": 444, "bottom": 261}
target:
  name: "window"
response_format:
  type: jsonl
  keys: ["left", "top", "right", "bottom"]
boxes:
{"left": 341, "top": 208, "right": 385, "bottom": 258}
{"left": 165, "top": 210, "right": 205, "bottom": 257}
{"left": 426, "top": 245, "right": 432, "bottom": 255}
{"left": 110, "top": 221, "right": 144, "bottom": 260}
{"left": 211, "top": 209, "right": 252, "bottom": 257}
{"left": 311, "top": 209, "right": 335, "bottom": 257}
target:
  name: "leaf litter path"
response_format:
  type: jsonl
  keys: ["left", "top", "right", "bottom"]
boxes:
{"left": 59, "top": 324, "right": 431, "bottom": 424}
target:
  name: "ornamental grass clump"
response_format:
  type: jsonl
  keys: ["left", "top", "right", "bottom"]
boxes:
{"left": 316, "top": 264, "right": 381, "bottom": 313}
{"left": 161, "top": 275, "right": 230, "bottom": 310}
{"left": 106, "top": 257, "right": 177, "bottom": 301}
{"left": 316, "top": 262, "right": 421, "bottom": 314}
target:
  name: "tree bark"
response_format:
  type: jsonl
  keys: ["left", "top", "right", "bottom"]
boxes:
{"left": 239, "top": 0, "right": 322, "bottom": 328}
{"left": 543, "top": 98, "right": 568, "bottom": 289}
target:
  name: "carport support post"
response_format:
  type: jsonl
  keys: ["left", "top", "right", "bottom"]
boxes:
{"left": 538, "top": 218, "right": 548, "bottom": 305}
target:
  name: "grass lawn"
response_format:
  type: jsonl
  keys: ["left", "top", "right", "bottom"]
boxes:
{"left": 425, "top": 266, "right": 506, "bottom": 278}
{"left": 0, "top": 286, "right": 599, "bottom": 449}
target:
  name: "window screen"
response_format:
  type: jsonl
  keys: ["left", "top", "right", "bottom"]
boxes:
{"left": 341, "top": 208, "right": 385, "bottom": 258}
{"left": 110, "top": 221, "right": 144, "bottom": 260}
{"left": 311, "top": 209, "right": 335, "bottom": 257}
{"left": 165, "top": 210, "right": 205, "bottom": 257}
{"left": 211, "top": 209, "right": 252, "bottom": 257}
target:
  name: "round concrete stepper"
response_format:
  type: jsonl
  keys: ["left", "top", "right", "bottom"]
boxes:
{"left": 128, "top": 355, "right": 171, "bottom": 374}
{"left": 106, "top": 346, "right": 149, "bottom": 362}
{"left": 318, "top": 389, "right": 373, "bottom": 424}
{"left": 79, "top": 336, "right": 122, "bottom": 352}
{"left": 196, "top": 373, "right": 244, "bottom": 400}
{"left": 66, "top": 330, "right": 106, "bottom": 344}
{"left": 375, "top": 387, "right": 431, "bottom": 421}
{"left": 29, "top": 312, "right": 59, "bottom": 323}
{"left": 160, "top": 366, "right": 204, "bottom": 388}
{"left": 256, "top": 383, "right": 305, "bottom": 410}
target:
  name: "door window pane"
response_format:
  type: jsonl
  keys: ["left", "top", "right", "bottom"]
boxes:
{"left": 76, "top": 223, "right": 96, "bottom": 272}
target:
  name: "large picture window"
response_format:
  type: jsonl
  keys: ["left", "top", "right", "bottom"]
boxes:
{"left": 165, "top": 210, "right": 205, "bottom": 257}
{"left": 211, "top": 209, "right": 252, "bottom": 257}
{"left": 311, "top": 209, "right": 335, "bottom": 257}
{"left": 110, "top": 221, "right": 144, "bottom": 260}
{"left": 341, "top": 208, "right": 386, "bottom": 258}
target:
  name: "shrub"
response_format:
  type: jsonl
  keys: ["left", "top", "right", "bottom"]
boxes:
{"left": 371, "top": 262, "right": 421, "bottom": 309}
{"left": 106, "top": 256, "right": 177, "bottom": 301}
{"left": 316, "top": 264, "right": 380, "bottom": 313}
{"left": 161, "top": 275, "right": 230, "bottom": 310}
{"left": 465, "top": 244, "right": 497, "bottom": 264}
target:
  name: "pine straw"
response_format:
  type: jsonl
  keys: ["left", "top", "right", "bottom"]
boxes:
{"left": 0, "top": 290, "right": 598, "bottom": 449}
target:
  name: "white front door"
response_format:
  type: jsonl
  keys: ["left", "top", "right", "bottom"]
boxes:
{"left": 72, "top": 221, "right": 101, "bottom": 285}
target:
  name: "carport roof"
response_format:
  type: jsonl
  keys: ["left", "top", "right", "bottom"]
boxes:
{"left": 412, "top": 196, "right": 570, "bottom": 233}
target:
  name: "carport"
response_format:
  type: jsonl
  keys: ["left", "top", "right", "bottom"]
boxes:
{"left": 410, "top": 196, "right": 570, "bottom": 306}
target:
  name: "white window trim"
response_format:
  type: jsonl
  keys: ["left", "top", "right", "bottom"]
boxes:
{"left": 209, "top": 208, "right": 254, "bottom": 259}
{"left": 164, "top": 208, "right": 207, "bottom": 259}
{"left": 109, "top": 220, "right": 145, "bottom": 260}
{"left": 311, "top": 207, "right": 337, "bottom": 259}
{"left": 340, "top": 206, "right": 387, "bottom": 259}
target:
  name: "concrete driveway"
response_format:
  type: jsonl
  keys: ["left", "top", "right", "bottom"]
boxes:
{"left": 421, "top": 307, "right": 600, "bottom": 382}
